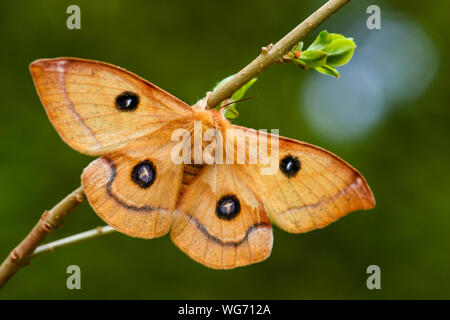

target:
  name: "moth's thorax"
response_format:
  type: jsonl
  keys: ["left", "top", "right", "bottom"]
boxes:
{"left": 192, "top": 106, "right": 230, "bottom": 131}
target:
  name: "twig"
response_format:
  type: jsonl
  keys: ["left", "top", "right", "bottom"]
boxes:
{"left": 32, "top": 226, "right": 116, "bottom": 257}
{"left": 0, "top": 0, "right": 350, "bottom": 289}
{"left": 206, "top": 0, "right": 350, "bottom": 108}
{"left": 0, "top": 186, "right": 85, "bottom": 288}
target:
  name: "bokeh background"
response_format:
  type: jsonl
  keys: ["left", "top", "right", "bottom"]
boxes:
{"left": 0, "top": 0, "right": 448, "bottom": 299}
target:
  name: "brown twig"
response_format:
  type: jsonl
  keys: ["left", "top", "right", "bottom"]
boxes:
{"left": 0, "top": 0, "right": 350, "bottom": 289}
{"left": 0, "top": 187, "right": 85, "bottom": 288}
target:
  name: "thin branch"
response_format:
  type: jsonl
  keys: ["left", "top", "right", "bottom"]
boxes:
{"left": 206, "top": 0, "right": 350, "bottom": 108}
{"left": 32, "top": 226, "right": 116, "bottom": 257}
{"left": 0, "top": 0, "right": 350, "bottom": 289}
{"left": 0, "top": 186, "right": 85, "bottom": 288}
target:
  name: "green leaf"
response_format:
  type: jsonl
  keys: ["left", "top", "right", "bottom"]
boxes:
{"left": 214, "top": 77, "right": 257, "bottom": 119}
{"left": 329, "top": 33, "right": 346, "bottom": 41}
{"left": 284, "top": 30, "right": 356, "bottom": 79}
{"left": 224, "top": 106, "right": 239, "bottom": 120}
{"left": 294, "top": 59, "right": 309, "bottom": 69}
{"left": 231, "top": 77, "right": 258, "bottom": 101}
{"left": 315, "top": 64, "right": 340, "bottom": 78}
{"left": 307, "top": 30, "right": 332, "bottom": 51}
{"left": 290, "top": 41, "right": 303, "bottom": 52}
{"left": 299, "top": 50, "right": 327, "bottom": 68}
{"left": 322, "top": 38, "right": 356, "bottom": 67}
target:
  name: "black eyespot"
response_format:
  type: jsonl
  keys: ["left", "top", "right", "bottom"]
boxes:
{"left": 280, "top": 155, "right": 301, "bottom": 178}
{"left": 216, "top": 195, "right": 241, "bottom": 220}
{"left": 115, "top": 91, "right": 139, "bottom": 112}
{"left": 131, "top": 160, "right": 156, "bottom": 189}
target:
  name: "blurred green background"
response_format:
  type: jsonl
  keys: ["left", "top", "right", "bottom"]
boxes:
{"left": 0, "top": 0, "right": 449, "bottom": 299}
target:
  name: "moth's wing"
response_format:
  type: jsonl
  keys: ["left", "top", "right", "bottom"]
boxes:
{"left": 30, "top": 57, "right": 193, "bottom": 156}
{"left": 81, "top": 125, "right": 188, "bottom": 239}
{"left": 171, "top": 164, "right": 273, "bottom": 269}
{"left": 229, "top": 126, "right": 375, "bottom": 233}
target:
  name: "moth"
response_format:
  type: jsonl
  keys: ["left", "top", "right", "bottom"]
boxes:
{"left": 30, "top": 57, "right": 375, "bottom": 269}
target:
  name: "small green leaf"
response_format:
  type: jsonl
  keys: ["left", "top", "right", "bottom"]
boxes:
{"left": 214, "top": 77, "right": 257, "bottom": 119}
{"left": 315, "top": 64, "right": 340, "bottom": 78}
{"left": 322, "top": 38, "right": 356, "bottom": 67}
{"left": 299, "top": 50, "right": 327, "bottom": 68}
{"left": 283, "top": 30, "right": 356, "bottom": 79}
{"left": 307, "top": 30, "right": 332, "bottom": 51}
{"left": 290, "top": 41, "right": 303, "bottom": 52}
{"left": 329, "top": 33, "right": 346, "bottom": 41}
{"left": 225, "top": 77, "right": 257, "bottom": 116}
{"left": 231, "top": 77, "right": 258, "bottom": 101}
{"left": 224, "top": 106, "right": 239, "bottom": 120}
{"left": 294, "top": 59, "right": 309, "bottom": 69}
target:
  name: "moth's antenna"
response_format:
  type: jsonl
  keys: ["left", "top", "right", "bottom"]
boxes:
{"left": 218, "top": 94, "right": 260, "bottom": 110}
